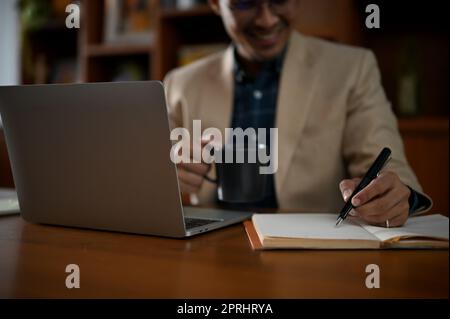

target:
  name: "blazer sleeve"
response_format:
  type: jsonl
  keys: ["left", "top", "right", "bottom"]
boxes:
{"left": 163, "top": 70, "right": 184, "bottom": 131}
{"left": 342, "top": 50, "right": 432, "bottom": 214}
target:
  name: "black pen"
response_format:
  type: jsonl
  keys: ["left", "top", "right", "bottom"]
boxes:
{"left": 335, "top": 147, "right": 392, "bottom": 227}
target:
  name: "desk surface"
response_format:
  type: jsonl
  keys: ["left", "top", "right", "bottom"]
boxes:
{"left": 0, "top": 215, "right": 448, "bottom": 298}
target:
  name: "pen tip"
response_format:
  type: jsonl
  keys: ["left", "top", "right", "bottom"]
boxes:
{"left": 335, "top": 217, "right": 343, "bottom": 227}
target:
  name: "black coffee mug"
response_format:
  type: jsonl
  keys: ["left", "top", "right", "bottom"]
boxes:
{"left": 204, "top": 144, "right": 268, "bottom": 203}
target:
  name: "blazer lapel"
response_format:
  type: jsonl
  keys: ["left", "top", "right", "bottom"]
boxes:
{"left": 276, "top": 32, "right": 318, "bottom": 192}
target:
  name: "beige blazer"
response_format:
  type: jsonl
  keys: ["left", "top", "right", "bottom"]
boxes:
{"left": 164, "top": 31, "right": 430, "bottom": 213}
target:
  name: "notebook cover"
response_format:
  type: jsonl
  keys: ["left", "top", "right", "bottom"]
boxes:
{"left": 244, "top": 220, "right": 263, "bottom": 250}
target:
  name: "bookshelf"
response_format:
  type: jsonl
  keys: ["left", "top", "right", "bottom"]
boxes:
{"left": 3, "top": 0, "right": 448, "bottom": 212}
{"left": 79, "top": 0, "right": 365, "bottom": 81}
{"left": 19, "top": 0, "right": 79, "bottom": 84}
{"left": 358, "top": 1, "right": 448, "bottom": 118}
{"left": 154, "top": 3, "right": 229, "bottom": 79}
{"left": 79, "top": 0, "right": 156, "bottom": 82}
{"left": 16, "top": 0, "right": 448, "bottom": 116}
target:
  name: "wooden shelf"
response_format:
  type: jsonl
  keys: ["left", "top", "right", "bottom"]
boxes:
{"left": 160, "top": 5, "right": 214, "bottom": 19}
{"left": 398, "top": 116, "right": 449, "bottom": 134}
{"left": 27, "top": 19, "right": 72, "bottom": 34}
{"left": 85, "top": 44, "right": 153, "bottom": 57}
{"left": 398, "top": 115, "right": 449, "bottom": 214}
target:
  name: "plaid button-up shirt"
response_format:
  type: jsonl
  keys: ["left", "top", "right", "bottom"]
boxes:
{"left": 217, "top": 47, "right": 287, "bottom": 210}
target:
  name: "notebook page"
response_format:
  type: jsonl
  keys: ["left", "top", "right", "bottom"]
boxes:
{"left": 252, "top": 213, "right": 379, "bottom": 241}
{"left": 359, "top": 214, "right": 449, "bottom": 242}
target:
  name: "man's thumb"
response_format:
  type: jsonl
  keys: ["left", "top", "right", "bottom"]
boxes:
{"left": 339, "top": 178, "right": 361, "bottom": 201}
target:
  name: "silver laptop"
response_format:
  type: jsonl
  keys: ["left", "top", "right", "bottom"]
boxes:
{"left": 0, "top": 188, "right": 19, "bottom": 216}
{"left": 0, "top": 81, "right": 252, "bottom": 237}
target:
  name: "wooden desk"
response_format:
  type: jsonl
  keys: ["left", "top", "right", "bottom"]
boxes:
{"left": 0, "top": 215, "right": 447, "bottom": 298}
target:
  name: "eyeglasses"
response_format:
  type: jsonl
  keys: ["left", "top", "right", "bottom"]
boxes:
{"left": 228, "top": 0, "right": 292, "bottom": 12}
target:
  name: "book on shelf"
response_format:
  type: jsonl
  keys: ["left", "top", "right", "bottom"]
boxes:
{"left": 170, "top": 0, "right": 205, "bottom": 10}
{"left": 103, "top": 0, "right": 156, "bottom": 45}
{"left": 49, "top": 58, "right": 79, "bottom": 84}
{"left": 33, "top": 55, "right": 78, "bottom": 84}
{"left": 111, "top": 61, "right": 146, "bottom": 82}
{"left": 177, "top": 43, "right": 228, "bottom": 67}
{"left": 245, "top": 213, "right": 449, "bottom": 250}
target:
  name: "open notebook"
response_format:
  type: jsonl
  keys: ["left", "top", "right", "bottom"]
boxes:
{"left": 245, "top": 213, "right": 449, "bottom": 250}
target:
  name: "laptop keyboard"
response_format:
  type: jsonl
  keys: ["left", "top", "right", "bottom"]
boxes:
{"left": 184, "top": 217, "right": 222, "bottom": 230}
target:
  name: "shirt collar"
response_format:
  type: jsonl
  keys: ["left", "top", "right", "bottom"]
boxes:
{"left": 233, "top": 44, "right": 288, "bottom": 83}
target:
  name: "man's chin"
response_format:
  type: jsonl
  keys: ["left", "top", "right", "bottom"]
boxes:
{"left": 237, "top": 39, "right": 288, "bottom": 62}
{"left": 246, "top": 30, "right": 290, "bottom": 60}
{"left": 252, "top": 47, "right": 285, "bottom": 61}
{"left": 247, "top": 38, "right": 289, "bottom": 61}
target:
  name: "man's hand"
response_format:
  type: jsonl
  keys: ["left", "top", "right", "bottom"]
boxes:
{"left": 176, "top": 139, "right": 212, "bottom": 194}
{"left": 177, "top": 162, "right": 210, "bottom": 194}
{"left": 339, "top": 171, "right": 411, "bottom": 227}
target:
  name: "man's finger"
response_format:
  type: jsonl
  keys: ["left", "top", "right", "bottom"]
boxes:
{"left": 362, "top": 200, "right": 409, "bottom": 227}
{"left": 177, "top": 168, "right": 204, "bottom": 188}
{"left": 352, "top": 172, "right": 395, "bottom": 207}
{"left": 384, "top": 208, "right": 409, "bottom": 227}
{"left": 179, "top": 181, "right": 199, "bottom": 194}
{"left": 201, "top": 138, "right": 214, "bottom": 146}
{"left": 353, "top": 185, "right": 410, "bottom": 218}
{"left": 339, "top": 178, "right": 361, "bottom": 201}
{"left": 178, "top": 162, "right": 210, "bottom": 176}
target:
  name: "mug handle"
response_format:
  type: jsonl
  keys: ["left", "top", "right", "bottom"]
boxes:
{"left": 204, "top": 174, "right": 217, "bottom": 184}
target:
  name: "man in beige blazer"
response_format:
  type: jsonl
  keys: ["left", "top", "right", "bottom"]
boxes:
{"left": 164, "top": 0, "right": 431, "bottom": 227}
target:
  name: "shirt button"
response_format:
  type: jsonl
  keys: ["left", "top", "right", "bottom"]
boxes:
{"left": 236, "top": 71, "right": 244, "bottom": 82}
{"left": 253, "top": 90, "right": 263, "bottom": 99}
